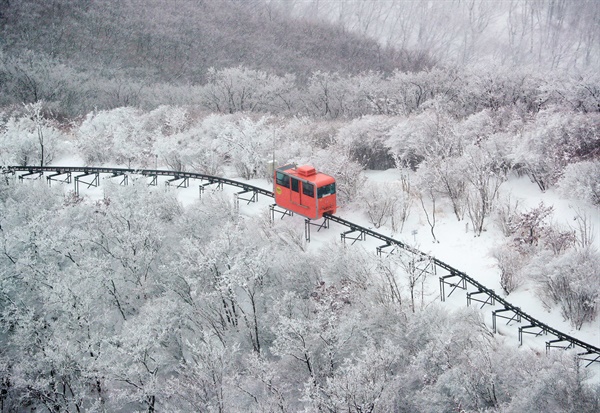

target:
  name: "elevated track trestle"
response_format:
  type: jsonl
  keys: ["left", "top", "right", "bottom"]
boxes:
{"left": 4, "top": 165, "right": 599, "bottom": 366}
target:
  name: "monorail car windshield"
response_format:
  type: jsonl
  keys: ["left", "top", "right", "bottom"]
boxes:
{"left": 274, "top": 164, "right": 337, "bottom": 219}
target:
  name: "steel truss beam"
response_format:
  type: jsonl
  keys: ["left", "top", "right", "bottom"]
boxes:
{"left": 166, "top": 176, "right": 189, "bottom": 188}
{"left": 519, "top": 324, "right": 546, "bottom": 346}
{"left": 18, "top": 171, "right": 43, "bottom": 180}
{"left": 341, "top": 227, "right": 366, "bottom": 245}
{"left": 546, "top": 339, "right": 573, "bottom": 352}
{"left": 305, "top": 217, "right": 330, "bottom": 242}
{"left": 578, "top": 351, "right": 600, "bottom": 367}
{"left": 376, "top": 243, "right": 398, "bottom": 256}
{"left": 439, "top": 272, "right": 467, "bottom": 301}
{"left": 110, "top": 172, "right": 128, "bottom": 185}
{"left": 270, "top": 204, "right": 294, "bottom": 222}
{"left": 492, "top": 308, "right": 522, "bottom": 333}
{"left": 47, "top": 171, "right": 72, "bottom": 186}
{"left": 199, "top": 180, "right": 224, "bottom": 199}
{"left": 467, "top": 289, "right": 496, "bottom": 309}
{"left": 234, "top": 189, "right": 258, "bottom": 210}
{"left": 74, "top": 172, "right": 99, "bottom": 195}
{"left": 410, "top": 256, "right": 436, "bottom": 276}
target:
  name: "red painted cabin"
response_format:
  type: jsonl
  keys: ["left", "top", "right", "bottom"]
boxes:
{"left": 274, "top": 164, "right": 336, "bottom": 219}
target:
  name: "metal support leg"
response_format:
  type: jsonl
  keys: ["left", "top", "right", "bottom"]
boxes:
{"left": 305, "top": 217, "right": 330, "bottom": 242}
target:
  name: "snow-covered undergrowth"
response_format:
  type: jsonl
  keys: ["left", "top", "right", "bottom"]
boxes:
{"left": 365, "top": 170, "right": 598, "bottom": 345}
{"left": 1, "top": 101, "right": 599, "bottom": 411}
{"left": 3, "top": 158, "right": 598, "bottom": 412}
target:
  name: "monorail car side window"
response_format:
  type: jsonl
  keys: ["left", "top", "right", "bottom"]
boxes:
{"left": 317, "top": 183, "right": 336, "bottom": 198}
{"left": 291, "top": 178, "right": 299, "bottom": 192}
{"left": 302, "top": 181, "right": 314, "bottom": 197}
{"left": 276, "top": 172, "right": 290, "bottom": 188}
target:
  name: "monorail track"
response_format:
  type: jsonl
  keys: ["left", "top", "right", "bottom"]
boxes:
{"left": 4, "top": 165, "right": 600, "bottom": 366}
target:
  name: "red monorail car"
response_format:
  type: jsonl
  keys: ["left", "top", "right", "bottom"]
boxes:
{"left": 274, "top": 164, "right": 336, "bottom": 219}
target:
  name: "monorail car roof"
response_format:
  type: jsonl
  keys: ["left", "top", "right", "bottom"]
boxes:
{"left": 276, "top": 164, "right": 335, "bottom": 186}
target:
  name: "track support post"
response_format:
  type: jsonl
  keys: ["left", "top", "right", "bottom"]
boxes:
{"left": 74, "top": 172, "right": 99, "bottom": 195}
{"left": 467, "top": 290, "right": 496, "bottom": 309}
{"left": 270, "top": 204, "right": 293, "bottom": 223}
{"left": 439, "top": 272, "right": 466, "bottom": 302}
{"left": 492, "top": 307, "right": 522, "bottom": 334}
{"left": 305, "top": 217, "right": 330, "bottom": 242}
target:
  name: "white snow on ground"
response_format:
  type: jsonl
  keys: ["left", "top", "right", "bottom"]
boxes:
{"left": 364, "top": 171, "right": 599, "bottom": 364}
{"left": 34, "top": 158, "right": 600, "bottom": 381}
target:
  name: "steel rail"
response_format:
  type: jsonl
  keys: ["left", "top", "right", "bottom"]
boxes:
{"left": 3, "top": 165, "right": 273, "bottom": 197}
{"left": 324, "top": 213, "right": 600, "bottom": 357}
{"left": 4, "top": 165, "right": 599, "bottom": 360}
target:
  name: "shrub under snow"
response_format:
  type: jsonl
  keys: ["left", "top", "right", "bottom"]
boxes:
{"left": 557, "top": 160, "right": 600, "bottom": 206}
{"left": 527, "top": 247, "right": 600, "bottom": 330}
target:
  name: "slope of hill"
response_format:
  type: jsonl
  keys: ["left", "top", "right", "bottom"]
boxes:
{"left": 0, "top": 0, "right": 429, "bottom": 117}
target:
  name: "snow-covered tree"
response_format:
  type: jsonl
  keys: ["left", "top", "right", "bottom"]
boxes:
{"left": 492, "top": 244, "right": 525, "bottom": 294}
{"left": 311, "top": 146, "right": 366, "bottom": 205}
{"left": 304, "top": 71, "right": 352, "bottom": 118}
{"left": 413, "top": 163, "right": 440, "bottom": 243}
{"left": 215, "top": 115, "right": 275, "bottom": 180}
{"left": 334, "top": 115, "right": 397, "bottom": 170}
{"left": 359, "top": 181, "right": 406, "bottom": 229}
{"left": 0, "top": 102, "right": 62, "bottom": 166}
{"left": 512, "top": 109, "right": 600, "bottom": 192}
{"left": 557, "top": 160, "right": 600, "bottom": 206}
{"left": 504, "top": 350, "right": 599, "bottom": 413}
{"left": 387, "top": 107, "right": 459, "bottom": 170}
{"left": 322, "top": 340, "right": 402, "bottom": 412}
{"left": 200, "top": 66, "right": 297, "bottom": 115}
{"left": 462, "top": 141, "right": 507, "bottom": 236}
{"left": 527, "top": 247, "right": 600, "bottom": 329}
{"left": 76, "top": 107, "right": 153, "bottom": 167}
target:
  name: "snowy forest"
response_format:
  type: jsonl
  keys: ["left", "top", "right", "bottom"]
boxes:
{"left": 1, "top": 0, "right": 599, "bottom": 411}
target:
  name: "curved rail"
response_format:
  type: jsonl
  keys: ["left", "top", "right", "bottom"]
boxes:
{"left": 2, "top": 165, "right": 273, "bottom": 196}
{"left": 4, "top": 165, "right": 599, "bottom": 365}
{"left": 323, "top": 213, "right": 600, "bottom": 364}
